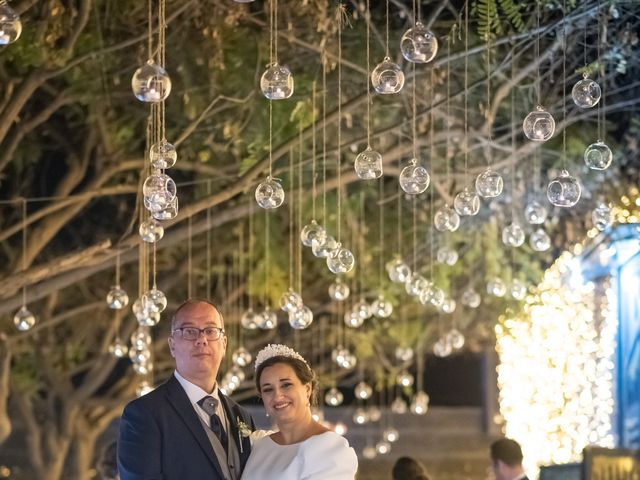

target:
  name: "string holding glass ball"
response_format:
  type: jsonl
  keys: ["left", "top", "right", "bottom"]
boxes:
{"left": 584, "top": 141, "right": 612, "bottom": 170}
{"left": 150, "top": 139, "right": 177, "bottom": 170}
{"left": 354, "top": 146, "right": 383, "bottom": 180}
{"left": 592, "top": 203, "right": 613, "bottom": 231}
{"left": 371, "top": 57, "right": 405, "bottom": 94}
{"left": 454, "top": 187, "right": 480, "bottom": 216}
{"left": 529, "top": 228, "right": 551, "bottom": 252}
{"left": 399, "top": 160, "right": 430, "bottom": 194}
{"left": 260, "top": 63, "right": 294, "bottom": 100}
{"left": 0, "top": 1, "right": 22, "bottom": 45}
{"left": 475, "top": 168, "right": 504, "bottom": 198}
{"left": 255, "top": 176, "right": 285, "bottom": 209}
{"left": 132, "top": 60, "right": 172, "bottom": 103}
{"left": 400, "top": 22, "right": 438, "bottom": 63}
{"left": 522, "top": 105, "right": 555, "bottom": 142}
{"left": 571, "top": 73, "right": 601, "bottom": 108}
{"left": 547, "top": 170, "right": 581, "bottom": 207}
{"left": 434, "top": 205, "right": 460, "bottom": 232}
{"left": 502, "top": 222, "right": 525, "bottom": 247}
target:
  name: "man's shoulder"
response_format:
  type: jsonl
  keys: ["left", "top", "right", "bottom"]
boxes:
{"left": 124, "top": 377, "right": 173, "bottom": 411}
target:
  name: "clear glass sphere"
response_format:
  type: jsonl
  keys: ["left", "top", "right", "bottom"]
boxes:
{"left": 232, "top": 347, "right": 252, "bottom": 367}
{"left": 510, "top": 279, "right": 527, "bottom": 300}
{"left": 132, "top": 361, "right": 152, "bottom": 376}
{"left": 397, "top": 370, "right": 414, "bottom": 388}
{"left": 410, "top": 391, "right": 430, "bottom": 415}
{"left": 150, "top": 139, "right": 177, "bottom": 169}
{"left": 363, "top": 446, "right": 377, "bottom": 460}
{"left": 433, "top": 337, "right": 453, "bottom": 357}
{"left": 137, "top": 308, "right": 161, "bottom": 327}
{"left": 447, "top": 328, "right": 465, "bottom": 349}
{"left": 312, "top": 235, "right": 338, "bottom": 258}
{"left": 454, "top": 187, "right": 480, "bottom": 216}
{"left": 136, "top": 380, "right": 154, "bottom": 397}
{"left": 487, "top": 278, "right": 507, "bottom": 297}
{"left": 355, "top": 381, "right": 373, "bottom": 400}
{"left": 332, "top": 347, "right": 349, "bottom": 365}
{"left": 255, "top": 176, "right": 285, "bottom": 209}
{"left": 371, "top": 56, "right": 405, "bottom": 94}
{"left": 530, "top": 228, "right": 551, "bottom": 252}
{"left": 288, "top": 305, "right": 313, "bottom": 329}
{"left": 436, "top": 246, "right": 458, "bottom": 266}
{"left": 353, "top": 407, "right": 370, "bottom": 425}
{"left": 584, "top": 140, "right": 613, "bottom": 170}
{"left": 340, "top": 353, "right": 358, "bottom": 370}
{"left": 399, "top": 161, "right": 430, "bottom": 194}
{"left": 386, "top": 257, "right": 411, "bottom": 283}
{"left": 376, "top": 440, "right": 392, "bottom": 455}
{"left": 475, "top": 168, "right": 504, "bottom": 198}
{"left": 440, "top": 298, "right": 456, "bottom": 314}
{"left": 260, "top": 63, "right": 294, "bottom": 100}
{"left": 434, "top": 204, "right": 460, "bottom": 232}
{"left": 13, "top": 305, "right": 36, "bottom": 331}
{"left": 327, "top": 244, "right": 355, "bottom": 274}
{"left": 129, "top": 344, "right": 151, "bottom": 364}
{"left": 405, "top": 273, "right": 428, "bottom": 297}
{"left": 258, "top": 307, "right": 278, "bottom": 329}
{"left": 151, "top": 195, "right": 178, "bottom": 221}
{"left": 522, "top": 105, "right": 555, "bottom": 142}
{"left": 395, "top": 346, "right": 414, "bottom": 362}
{"left": 525, "top": 200, "right": 548, "bottom": 225}
{"left": 400, "top": 22, "right": 438, "bottom": 63}
{"left": 383, "top": 427, "right": 400, "bottom": 443}
{"left": 139, "top": 218, "right": 164, "bottom": 243}
{"left": 109, "top": 337, "right": 129, "bottom": 358}
{"left": 460, "top": 288, "right": 481, "bottom": 308}
{"left": 143, "top": 172, "right": 177, "bottom": 213}
{"left": 368, "top": 406, "right": 382, "bottom": 422}
{"left": 371, "top": 295, "right": 393, "bottom": 318}
{"left": 279, "top": 288, "right": 303, "bottom": 313}
{"left": 572, "top": 75, "right": 601, "bottom": 108}
{"left": 502, "top": 222, "right": 525, "bottom": 247}
{"left": 131, "top": 327, "right": 152, "bottom": 349}
{"left": 329, "top": 278, "right": 350, "bottom": 301}
{"left": 354, "top": 147, "right": 383, "bottom": 180}
{"left": 228, "top": 365, "right": 246, "bottom": 384}
{"left": 420, "top": 284, "right": 445, "bottom": 308}
{"left": 132, "top": 60, "right": 172, "bottom": 103}
{"left": 547, "top": 170, "right": 581, "bottom": 207}
{"left": 592, "top": 203, "right": 613, "bottom": 231}
{"left": 106, "top": 285, "right": 129, "bottom": 309}
{"left": 143, "top": 287, "right": 167, "bottom": 313}
{"left": 241, "top": 308, "right": 259, "bottom": 330}
{"left": 344, "top": 310, "right": 365, "bottom": 328}
{"left": 300, "top": 220, "right": 327, "bottom": 247}
{"left": 391, "top": 397, "right": 408, "bottom": 414}
{"left": 354, "top": 299, "right": 373, "bottom": 320}
{"left": 0, "top": 2, "right": 22, "bottom": 45}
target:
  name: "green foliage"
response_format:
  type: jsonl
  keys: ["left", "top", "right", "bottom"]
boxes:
{"left": 473, "top": 0, "right": 526, "bottom": 38}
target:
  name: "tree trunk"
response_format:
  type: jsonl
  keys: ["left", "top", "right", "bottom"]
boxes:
{"left": 0, "top": 334, "right": 10, "bottom": 445}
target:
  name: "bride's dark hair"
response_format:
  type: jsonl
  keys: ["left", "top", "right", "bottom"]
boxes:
{"left": 255, "top": 355, "right": 319, "bottom": 406}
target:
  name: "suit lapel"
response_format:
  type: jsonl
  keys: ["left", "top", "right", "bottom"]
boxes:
{"left": 220, "top": 394, "right": 252, "bottom": 467}
{"left": 164, "top": 376, "right": 227, "bottom": 479}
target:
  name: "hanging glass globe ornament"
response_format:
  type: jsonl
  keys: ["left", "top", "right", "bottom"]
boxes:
{"left": 362, "top": 446, "right": 377, "bottom": 460}
{"left": 255, "top": 176, "right": 285, "bottom": 209}
{"left": 260, "top": 63, "right": 294, "bottom": 100}
{"left": 0, "top": 1, "right": 22, "bottom": 45}
{"left": 241, "top": 308, "right": 259, "bottom": 330}
{"left": 344, "top": 310, "right": 365, "bottom": 328}
{"left": 475, "top": 168, "right": 504, "bottom": 198}
{"left": 371, "top": 295, "right": 393, "bottom": 318}
{"left": 460, "top": 288, "right": 481, "bottom": 308}
{"left": 151, "top": 195, "right": 178, "bottom": 221}
{"left": 136, "top": 380, "right": 154, "bottom": 397}
{"left": 355, "top": 381, "right": 373, "bottom": 400}
{"left": 354, "top": 147, "right": 383, "bottom": 180}
{"left": 584, "top": 140, "right": 613, "bottom": 170}
{"left": 339, "top": 353, "right": 358, "bottom": 370}
{"left": 139, "top": 218, "right": 164, "bottom": 243}
{"left": 279, "top": 288, "right": 303, "bottom": 313}
{"left": 395, "top": 346, "right": 414, "bottom": 362}
{"left": 376, "top": 440, "right": 392, "bottom": 455}
{"left": 289, "top": 305, "right": 313, "bottom": 329}
{"left": 150, "top": 139, "right": 177, "bottom": 170}
{"left": 354, "top": 299, "right": 373, "bottom": 320}
{"left": 143, "top": 287, "right": 167, "bottom": 313}
{"left": 592, "top": 203, "right": 613, "bottom": 231}
{"left": 433, "top": 337, "right": 453, "bottom": 357}
{"left": 300, "top": 220, "right": 327, "bottom": 247}
{"left": 109, "top": 337, "right": 129, "bottom": 358}
{"left": 397, "top": 370, "right": 414, "bottom": 388}
{"left": 400, "top": 22, "right": 438, "bottom": 63}
{"left": 420, "top": 284, "right": 445, "bottom": 308}
{"left": 386, "top": 257, "right": 411, "bottom": 283}
{"left": 371, "top": 56, "right": 405, "bottom": 94}
{"left": 143, "top": 172, "right": 177, "bottom": 213}
{"left": 454, "top": 187, "right": 480, "bottom": 216}
{"left": 13, "top": 305, "right": 36, "bottom": 331}
{"left": 312, "top": 235, "right": 338, "bottom": 258}
{"left": 327, "top": 243, "right": 355, "bottom": 274}
{"left": 434, "top": 204, "right": 460, "bottom": 232}
{"left": 258, "top": 307, "right": 278, "bottom": 329}
{"left": 129, "top": 346, "right": 150, "bottom": 365}
{"left": 405, "top": 273, "right": 428, "bottom": 297}
{"left": 525, "top": 200, "right": 548, "bottom": 225}
{"left": 232, "top": 347, "right": 252, "bottom": 367}
{"left": 530, "top": 228, "right": 551, "bottom": 252}
{"left": 440, "top": 297, "right": 456, "bottom": 314}
{"left": 547, "top": 170, "right": 581, "bottom": 207}
{"left": 436, "top": 246, "right": 458, "bottom": 266}
{"left": 353, "top": 407, "right": 370, "bottom": 425}
{"left": 572, "top": 73, "right": 601, "bottom": 108}
{"left": 399, "top": 160, "right": 430, "bottom": 194}
{"left": 106, "top": 285, "right": 129, "bottom": 309}
{"left": 391, "top": 397, "right": 408, "bottom": 414}
{"left": 131, "top": 60, "right": 172, "bottom": 103}
{"left": 487, "top": 278, "right": 507, "bottom": 297}
{"left": 522, "top": 105, "right": 555, "bottom": 142}
{"left": 131, "top": 327, "right": 152, "bottom": 350}
{"left": 410, "top": 391, "right": 430, "bottom": 415}
{"left": 329, "top": 278, "right": 350, "bottom": 301}
{"left": 510, "top": 279, "right": 527, "bottom": 300}
{"left": 383, "top": 427, "right": 400, "bottom": 443}
{"left": 502, "top": 222, "right": 526, "bottom": 247}
{"left": 447, "top": 328, "right": 465, "bottom": 349}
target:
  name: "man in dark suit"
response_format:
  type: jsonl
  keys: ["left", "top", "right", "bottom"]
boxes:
{"left": 490, "top": 438, "right": 529, "bottom": 480}
{"left": 117, "top": 300, "right": 254, "bottom": 480}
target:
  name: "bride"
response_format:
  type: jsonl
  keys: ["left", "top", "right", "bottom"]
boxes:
{"left": 241, "top": 344, "right": 358, "bottom": 479}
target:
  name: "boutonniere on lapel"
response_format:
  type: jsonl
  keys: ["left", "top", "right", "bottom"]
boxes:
{"left": 237, "top": 417, "right": 251, "bottom": 453}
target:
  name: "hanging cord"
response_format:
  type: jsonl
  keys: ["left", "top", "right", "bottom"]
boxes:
{"left": 535, "top": 0, "right": 541, "bottom": 104}
{"left": 412, "top": 62, "right": 417, "bottom": 160}
{"left": 248, "top": 199, "right": 254, "bottom": 310}
{"left": 365, "top": 0, "right": 372, "bottom": 148}
{"left": 336, "top": 5, "right": 343, "bottom": 243}
{"left": 289, "top": 147, "right": 295, "bottom": 287}
{"left": 297, "top": 123, "right": 303, "bottom": 294}
{"left": 21, "top": 199, "right": 27, "bottom": 307}
{"left": 463, "top": 0, "right": 469, "bottom": 184}
{"left": 378, "top": 180, "right": 384, "bottom": 291}
{"left": 562, "top": 0, "right": 567, "bottom": 169}
{"left": 311, "top": 82, "right": 318, "bottom": 220}
{"left": 322, "top": 51, "right": 328, "bottom": 224}
{"left": 385, "top": 0, "right": 390, "bottom": 57}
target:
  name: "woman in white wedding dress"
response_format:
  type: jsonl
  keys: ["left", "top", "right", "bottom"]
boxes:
{"left": 241, "top": 344, "right": 358, "bottom": 480}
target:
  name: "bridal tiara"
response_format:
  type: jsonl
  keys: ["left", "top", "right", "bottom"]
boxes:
{"left": 254, "top": 344, "right": 308, "bottom": 370}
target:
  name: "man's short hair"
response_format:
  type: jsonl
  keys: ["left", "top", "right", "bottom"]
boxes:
{"left": 170, "top": 299, "right": 223, "bottom": 330}
{"left": 490, "top": 438, "right": 523, "bottom": 467}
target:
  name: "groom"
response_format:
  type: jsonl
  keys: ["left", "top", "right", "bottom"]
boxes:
{"left": 118, "top": 299, "right": 255, "bottom": 480}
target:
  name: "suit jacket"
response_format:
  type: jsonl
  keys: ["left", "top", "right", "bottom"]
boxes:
{"left": 117, "top": 375, "right": 254, "bottom": 480}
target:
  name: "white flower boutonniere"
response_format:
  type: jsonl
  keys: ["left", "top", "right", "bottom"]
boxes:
{"left": 237, "top": 417, "right": 252, "bottom": 438}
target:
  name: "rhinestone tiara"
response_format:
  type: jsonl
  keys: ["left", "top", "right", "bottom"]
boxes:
{"left": 254, "top": 344, "right": 307, "bottom": 371}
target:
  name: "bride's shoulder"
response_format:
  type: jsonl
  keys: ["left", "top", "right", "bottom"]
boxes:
{"left": 303, "top": 430, "right": 352, "bottom": 451}
{"left": 248, "top": 429, "right": 276, "bottom": 446}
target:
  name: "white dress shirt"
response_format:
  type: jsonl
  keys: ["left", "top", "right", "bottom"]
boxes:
{"left": 173, "top": 370, "right": 228, "bottom": 433}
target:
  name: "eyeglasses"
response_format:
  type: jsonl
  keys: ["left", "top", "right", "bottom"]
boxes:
{"left": 172, "top": 326, "right": 225, "bottom": 341}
